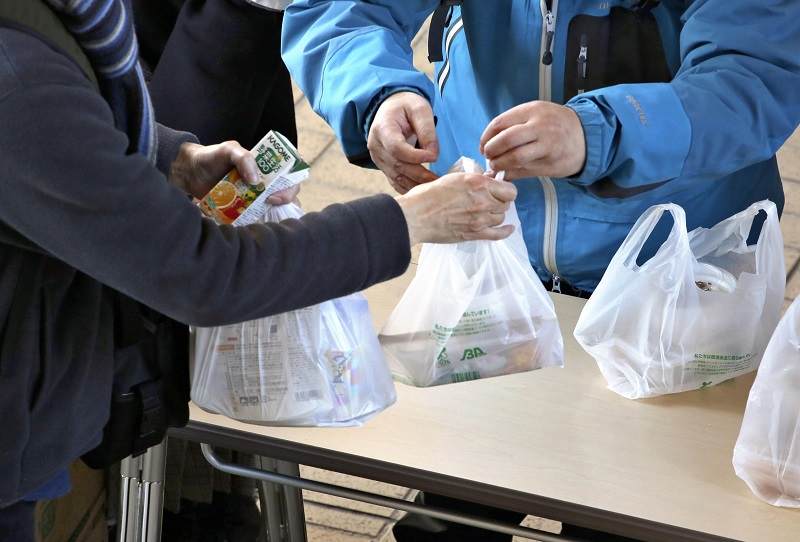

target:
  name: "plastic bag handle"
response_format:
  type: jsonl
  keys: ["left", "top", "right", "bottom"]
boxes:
{"left": 617, "top": 203, "right": 689, "bottom": 269}
{"left": 688, "top": 200, "right": 780, "bottom": 263}
{"left": 747, "top": 200, "right": 780, "bottom": 272}
{"left": 745, "top": 199, "right": 779, "bottom": 247}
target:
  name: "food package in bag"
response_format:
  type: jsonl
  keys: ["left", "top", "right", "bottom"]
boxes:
{"left": 574, "top": 201, "right": 785, "bottom": 399}
{"left": 192, "top": 203, "right": 397, "bottom": 426}
{"left": 733, "top": 296, "right": 800, "bottom": 507}
{"left": 379, "top": 157, "right": 564, "bottom": 387}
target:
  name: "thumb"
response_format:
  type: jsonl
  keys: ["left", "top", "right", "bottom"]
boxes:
{"left": 405, "top": 101, "right": 439, "bottom": 161}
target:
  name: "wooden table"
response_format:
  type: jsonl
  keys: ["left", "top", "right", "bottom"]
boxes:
{"left": 125, "top": 273, "right": 800, "bottom": 542}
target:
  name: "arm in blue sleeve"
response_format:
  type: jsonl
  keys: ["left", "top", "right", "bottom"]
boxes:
{"left": 566, "top": 0, "right": 800, "bottom": 189}
{"left": 281, "top": 0, "right": 438, "bottom": 162}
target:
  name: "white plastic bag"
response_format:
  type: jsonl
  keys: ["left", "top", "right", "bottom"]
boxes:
{"left": 574, "top": 200, "right": 785, "bottom": 399}
{"left": 192, "top": 203, "right": 397, "bottom": 426}
{"left": 379, "top": 158, "right": 564, "bottom": 387}
{"left": 733, "top": 297, "right": 800, "bottom": 507}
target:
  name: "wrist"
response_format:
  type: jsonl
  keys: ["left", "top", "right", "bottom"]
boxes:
{"left": 169, "top": 142, "right": 200, "bottom": 193}
{"left": 395, "top": 194, "right": 421, "bottom": 247}
{"left": 364, "top": 87, "right": 428, "bottom": 141}
{"left": 565, "top": 98, "right": 615, "bottom": 185}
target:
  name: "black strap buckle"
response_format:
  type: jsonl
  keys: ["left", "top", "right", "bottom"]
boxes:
{"left": 137, "top": 381, "right": 163, "bottom": 441}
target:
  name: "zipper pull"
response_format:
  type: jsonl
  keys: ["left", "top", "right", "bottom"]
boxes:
{"left": 541, "top": 12, "right": 555, "bottom": 65}
{"left": 552, "top": 275, "right": 562, "bottom": 293}
{"left": 577, "top": 34, "right": 588, "bottom": 79}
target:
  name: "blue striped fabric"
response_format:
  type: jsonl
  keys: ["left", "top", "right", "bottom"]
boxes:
{"left": 45, "top": 0, "right": 156, "bottom": 163}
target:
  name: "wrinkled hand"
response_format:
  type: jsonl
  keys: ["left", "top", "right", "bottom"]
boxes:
{"left": 368, "top": 92, "right": 439, "bottom": 194}
{"left": 480, "top": 101, "right": 586, "bottom": 180}
{"left": 170, "top": 141, "right": 300, "bottom": 204}
{"left": 396, "top": 172, "right": 517, "bottom": 245}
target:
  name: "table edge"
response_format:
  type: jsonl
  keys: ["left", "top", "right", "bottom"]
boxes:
{"left": 170, "top": 421, "right": 740, "bottom": 542}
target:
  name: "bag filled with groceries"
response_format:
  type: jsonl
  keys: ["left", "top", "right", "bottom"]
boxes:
{"left": 192, "top": 133, "right": 396, "bottom": 426}
{"left": 733, "top": 295, "right": 800, "bottom": 507}
{"left": 192, "top": 203, "right": 397, "bottom": 426}
{"left": 379, "top": 157, "right": 564, "bottom": 387}
{"left": 574, "top": 200, "right": 785, "bottom": 399}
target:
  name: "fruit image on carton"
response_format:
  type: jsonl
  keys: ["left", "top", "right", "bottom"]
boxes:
{"left": 198, "top": 131, "right": 310, "bottom": 226}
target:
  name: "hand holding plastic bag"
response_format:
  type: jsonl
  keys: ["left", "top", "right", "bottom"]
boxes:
{"left": 379, "top": 158, "right": 564, "bottom": 387}
{"left": 192, "top": 203, "right": 396, "bottom": 426}
{"left": 574, "top": 201, "right": 784, "bottom": 399}
{"left": 733, "top": 297, "right": 800, "bottom": 507}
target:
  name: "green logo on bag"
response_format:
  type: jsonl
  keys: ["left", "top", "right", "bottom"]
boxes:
{"left": 460, "top": 347, "right": 486, "bottom": 361}
{"left": 436, "top": 348, "right": 450, "bottom": 367}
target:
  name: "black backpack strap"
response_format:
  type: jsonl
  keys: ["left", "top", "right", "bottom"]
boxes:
{"left": 82, "top": 295, "right": 190, "bottom": 468}
{"left": 428, "top": 0, "right": 462, "bottom": 63}
{"left": 0, "top": 0, "right": 99, "bottom": 90}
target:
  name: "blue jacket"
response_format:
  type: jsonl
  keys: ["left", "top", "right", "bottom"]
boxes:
{"left": 283, "top": 0, "right": 800, "bottom": 291}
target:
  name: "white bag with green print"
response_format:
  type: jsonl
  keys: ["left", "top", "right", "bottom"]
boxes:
{"left": 575, "top": 200, "right": 785, "bottom": 399}
{"left": 379, "top": 158, "right": 564, "bottom": 387}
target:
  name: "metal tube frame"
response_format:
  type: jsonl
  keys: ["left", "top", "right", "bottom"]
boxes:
{"left": 254, "top": 456, "right": 308, "bottom": 542}
{"left": 256, "top": 455, "right": 287, "bottom": 542}
{"left": 139, "top": 442, "right": 167, "bottom": 542}
{"left": 118, "top": 455, "right": 143, "bottom": 542}
{"left": 275, "top": 460, "right": 307, "bottom": 541}
{"left": 117, "top": 442, "right": 168, "bottom": 542}
{"left": 201, "top": 444, "right": 588, "bottom": 542}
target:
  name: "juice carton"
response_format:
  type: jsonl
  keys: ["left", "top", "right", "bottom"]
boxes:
{"left": 198, "top": 131, "right": 310, "bottom": 226}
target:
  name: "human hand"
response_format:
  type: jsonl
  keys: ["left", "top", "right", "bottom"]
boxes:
{"left": 367, "top": 92, "right": 440, "bottom": 194}
{"left": 480, "top": 101, "right": 586, "bottom": 180}
{"left": 395, "top": 172, "right": 517, "bottom": 245}
{"left": 170, "top": 141, "right": 299, "bottom": 203}
{"left": 266, "top": 185, "right": 301, "bottom": 206}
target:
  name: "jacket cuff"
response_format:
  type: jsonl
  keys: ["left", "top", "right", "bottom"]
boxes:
{"left": 565, "top": 98, "right": 617, "bottom": 186}
{"left": 361, "top": 86, "right": 430, "bottom": 144}
{"left": 156, "top": 123, "right": 200, "bottom": 176}
{"left": 343, "top": 193, "right": 411, "bottom": 286}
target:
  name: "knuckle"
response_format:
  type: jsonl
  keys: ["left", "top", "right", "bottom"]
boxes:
{"left": 469, "top": 216, "right": 486, "bottom": 232}
{"left": 473, "top": 200, "right": 492, "bottom": 213}
{"left": 410, "top": 102, "right": 430, "bottom": 116}
{"left": 467, "top": 175, "right": 488, "bottom": 190}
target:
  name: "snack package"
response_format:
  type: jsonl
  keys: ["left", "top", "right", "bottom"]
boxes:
{"left": 198, "top": 131, "right": 310, "bottom": 226}
{"left": 192, "top": 203, "right": 397, "bottom": 426}
{"left": 574, "top": 201, "right": 785, "bottom": 399}
{"left": 379, "top": 158, "right": 564, "bottom": 387}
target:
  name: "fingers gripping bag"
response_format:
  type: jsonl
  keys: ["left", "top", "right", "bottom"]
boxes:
{"left": 379, "top": 158, "right": 564, "bottom": 387}
{"left": 733, "top": 296, "right": 800, "bottom": 507}
{"left": 574, "top": 200, "right": 785, "bottom": 399}
{"left": 192, "top": 203, "right": 397, "bottom": 426}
